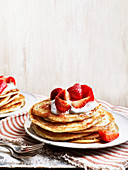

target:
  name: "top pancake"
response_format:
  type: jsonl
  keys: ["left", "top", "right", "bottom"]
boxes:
{"left": 32, "top": 99, "right": 100, "bottom": 123}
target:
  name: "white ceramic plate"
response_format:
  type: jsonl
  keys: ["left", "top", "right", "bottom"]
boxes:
{"left": 0, "top": 91, "right": 38, "bottom": 118}
{"left": 24, "top": 110, "right": 128, "bottom": 149}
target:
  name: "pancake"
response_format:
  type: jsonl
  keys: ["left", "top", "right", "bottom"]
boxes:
{"left": 71, "top": 110, "right": 115, "bottom": 133}
{"left": 29, "top": 107, "right": 105, "bottom": 133}
{"left": 0, "top": 94, "right": 25, "bottom": 114}
{"left": 0, "top": 96, "right": 10, "bottom": 107}
{"left": 71, "top": 138, "right": 100, "bottom": 143}
{"left": 32, "top": 99, "right": 100, "bottom": 123}
{"left": 0, "top": 94, "right": 25, "bottom": 109}
{"left": 71, "top": 123, "right": 118, "bottom": 143}
{"left": 0, "top": 101, "right": 25, "bottom": 114}
{"left": 31, "top": 123, "right": 93, "bottom": 141}
{"left": 0, "top": 89, "right": 20, "bottom": 98}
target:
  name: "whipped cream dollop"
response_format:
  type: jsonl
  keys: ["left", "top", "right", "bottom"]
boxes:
{"left": 51, "top": 99, "right": 99, "bottom": 115}
{"left": 2, "top": 83, "right": 17, "bottom": 94}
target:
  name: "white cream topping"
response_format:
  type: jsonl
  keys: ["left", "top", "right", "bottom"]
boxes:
{"left": 2, "top": 83, "right": 17, "bottom": 94}
{"left": 51, "top": 99, "right": 99, "bottom": 115}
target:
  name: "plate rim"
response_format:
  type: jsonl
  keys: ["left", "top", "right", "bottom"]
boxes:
{"left": 24, "top": 110, "right": 128, "bottom": 149}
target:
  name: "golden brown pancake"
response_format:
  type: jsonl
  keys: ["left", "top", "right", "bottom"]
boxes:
{"left": 32, "top": 99, "right": 100, "bottom": 123}
{"left": 31, "top": 123, "right": 93, "bottom": 141}
{"left": 71, "top": 123, "right": 118, "bottom": 143}
{"left": 71, "top": 110, "right": 115, "bottom": 133}
{"left": 0, "top": 101, "right": 25, "bottom": 114}
{"left": 0, "top": 89, "right": 20, "bottom": 98}
{"left": 0, "top": 96, "right": 10, "bottom": 107}
{"left": 0, "top": 94, "right": 25, "bottom": 109}
{"left": 0, "top": 90, "right": 25, "bottom": 114}
{"left": 29, "top": 107, "right": 105, "bottom": 133}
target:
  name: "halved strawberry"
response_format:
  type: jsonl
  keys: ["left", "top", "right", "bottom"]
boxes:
{"left": 99, "top": 130, "right": 119, "bottom": 142}
{"left": 57, "top": 89, "right": 70, "bottom": 100}
{"left": 55, "top": 96, "right": 71, "bottom": 112}
{"left": 71, "top": 97, "right": 90, "bottom": 108}
{"left": 81, "top": 84, "right": 94, "bottom": 101}
{"left": 67, "top": 83, "right": 82, "bottom": 100}
{"left": 50, "top": 88, "right": 63, "bottom": 100}
{"left": 6, "top": 76, "right": 16, "bottom": 85}
{"left": 0, "top": 79, "right": 7, "bottom": 94}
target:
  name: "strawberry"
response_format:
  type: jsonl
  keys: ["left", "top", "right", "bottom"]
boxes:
{"left": 71, "top": 97, "right": 90, "bottom": 108}
{"left": 67, "top": 83, "right": 82, "bottom": 100}
{"left": 6, "top": 76, "right": 16, "bottom": 85}
{"left": 0, "top": 75, "right": 5, "bottom": 79}
{"left": 57, "top": 89, "right": 70, "bottom": 100}
{"left": 99, "top": 130, "right": 119, "bottom": 142}
{"left": 50, "top": 88, "right": 63, "bottom": 100}
{"left": 81, "top": 84, "right": 94, "bottom": 101}
{"left": 55, "top": 96, "right": 71, "bottom": 112}
{"left": 0, "top": 79, "right": 7, "bottom": 94}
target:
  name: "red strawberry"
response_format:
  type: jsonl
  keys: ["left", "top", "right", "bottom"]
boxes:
{"left": 57, "top": 89, "right": 70, "bottom": 100}
{"left": 50, "top": 88, "right": 63, "bottom": 100}
{"left": 67, "top": 83, "right": 82, "bottom": 100}
{"left": 55, "top": 96, "right": 71, "bottom": 112}
{"left": 0, "top": 75, "right": 5, "bottom": 79}
{"left": 71, "top": 97, "right": 90, "bottom": 108}
{"left": 99, "top": 130, "right": 119, "bottom": 142}
{"left": 81, "top": 84, "right": 94, "bottom": 101}
{"left": 0, "top": 79, "right": 7, "bottom": 94}
{"left": 6, "top": 76, "right": 16, "bottom": 85}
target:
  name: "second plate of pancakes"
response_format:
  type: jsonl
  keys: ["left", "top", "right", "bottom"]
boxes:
{"left": 0, "top": 91, "right": 38, "bottom": 118}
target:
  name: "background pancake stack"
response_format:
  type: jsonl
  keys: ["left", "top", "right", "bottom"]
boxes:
{"left": 0, "top": 76, "right": 25, "bottom": 114}
{"left": 29, "top": 99, "right": 117, "bottom": 143}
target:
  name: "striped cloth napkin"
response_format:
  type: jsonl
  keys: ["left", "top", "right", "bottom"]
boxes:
{"left": 0, "top": 94, "right": 127, "bottom": 169}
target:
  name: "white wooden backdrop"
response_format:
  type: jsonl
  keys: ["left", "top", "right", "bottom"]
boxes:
{"left": 0, "top": 0, "right": 128, "bottom": 106}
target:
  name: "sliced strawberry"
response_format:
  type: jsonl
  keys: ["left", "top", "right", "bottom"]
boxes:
{"left": 0, "top": 75, "right": 5, "bottom": 79}
{"left": 0, "top": 79, "right": 7, "bottom": 94}
{"left": 81, "top": 84, "right": 94, "bottom": 101}
{"left": 57, "top": 89, "right": 70, "bottom": 100}
{"left": 50, "top": 88, "right": 63, "bottom": 100}
{"left": 71, "top": 97, "right": 90, "bottom": 108}
{"left": 55, "top": 96, "right": 71, "bottom": 112}
{"left": 67, "top": 83, "right": 82, "bottom": 100}
{"left": 99, "top": 130, "right": 119, "bottom": 142}
{"left": 6, "top": 76, "right": 16, "bottom": 85}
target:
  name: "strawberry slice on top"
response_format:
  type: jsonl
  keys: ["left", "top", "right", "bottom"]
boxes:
{"left": 71, "top": 97, "right": 90, "bottom": 108}
{"left": 81, "top": 84, "right": 94, "bottom": 101}
{"left": 6, "top": 76, "right": 16, "bottom": 85}
{"left": 0, "top": 79, "right": 7, "bottom": 94}
{"left": 67, "top": 83, "right": 82, "bottom": 100}
{"left": 50, "top": 88, "right": 63, "bottom": 100}
{"left": 81, "top": 84, "right": 94, "bottom": 102}
{"left": 55, "top": 96, "right": 71, "bottom": 112}
{"left": 57, "top": 89, "right": 70, "bottom": 100}
{"left": 0, "top": 75, "right": 16, "bottom": 85}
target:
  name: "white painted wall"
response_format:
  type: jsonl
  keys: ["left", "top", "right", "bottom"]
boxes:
{"left": 0, "top": 0, "right": 128, "bottom": 106}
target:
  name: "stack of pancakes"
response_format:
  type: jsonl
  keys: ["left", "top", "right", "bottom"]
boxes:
{"left": 29, "top": 99, "right": 117, "bottom": 143}
{"left": 0, "top": 89, "right": 25, "bottom": 114}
